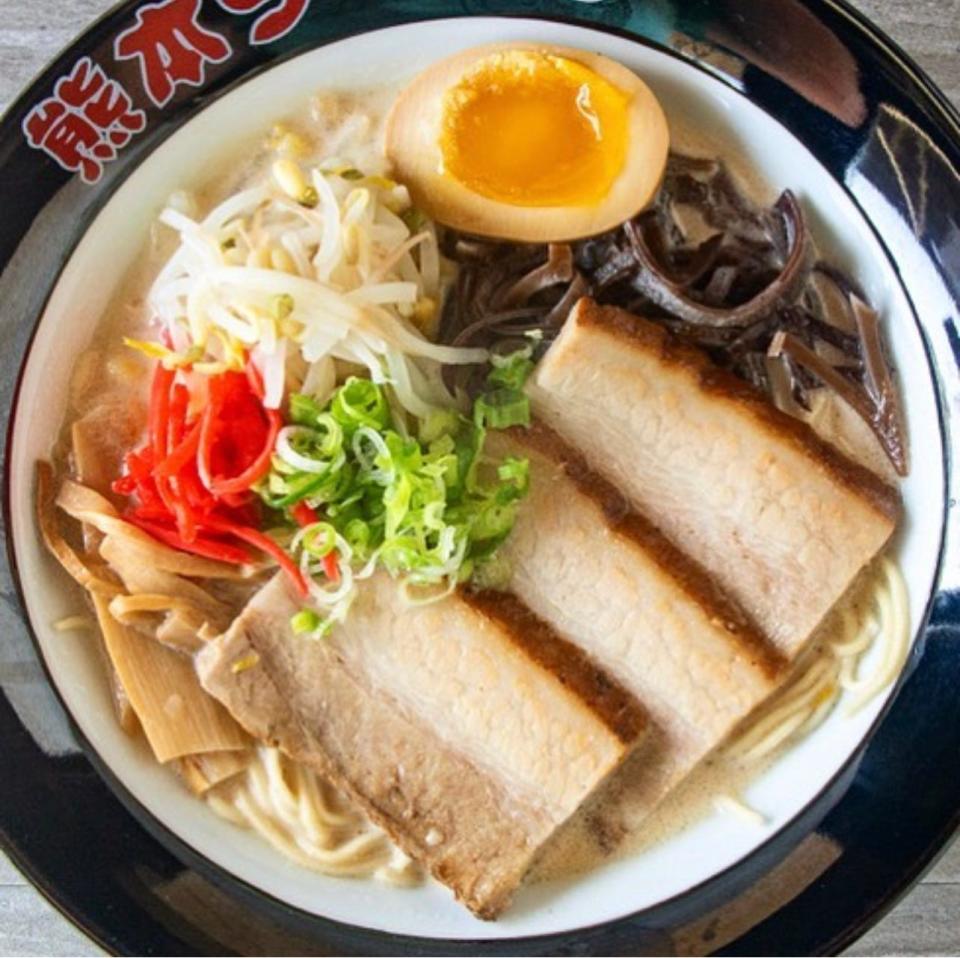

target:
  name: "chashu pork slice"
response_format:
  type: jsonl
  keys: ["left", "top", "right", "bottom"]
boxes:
{"left": 196, "top": 572, "right": 645, "bottom": 919}
{"left": 488, "top": 421, "right": 787, "bottom": 759}
{"left": 529, "top": 297, "right": 900, "bottom": 655}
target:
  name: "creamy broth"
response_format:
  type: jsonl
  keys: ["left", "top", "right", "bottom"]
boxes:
{"left": 533, "top": 569, "right": 880, "bottom": 882}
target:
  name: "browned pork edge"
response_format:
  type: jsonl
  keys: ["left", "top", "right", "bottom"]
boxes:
{"left": 460, "top": 587, "right": 649, "bottom": 742}
{"left": 200, "top": 579, "right": 647, "bottom": 918}
{"left": 504, "top": 420, "right": 789, "bottom": 681}
{"left": 573, "top": 297, "right": 900, "bottom": 523}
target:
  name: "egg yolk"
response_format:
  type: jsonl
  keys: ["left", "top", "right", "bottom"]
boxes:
{"left": 439, "top": 51, "right": 629, "bottom": 208}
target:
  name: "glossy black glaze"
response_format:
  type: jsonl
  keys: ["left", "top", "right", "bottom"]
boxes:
{"left": 0, "top": 1, "right": 957, "bottom": 954}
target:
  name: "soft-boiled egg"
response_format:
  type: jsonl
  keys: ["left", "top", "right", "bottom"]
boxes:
{"left": 385, "top": 43, "right": 669, "bottom": 242}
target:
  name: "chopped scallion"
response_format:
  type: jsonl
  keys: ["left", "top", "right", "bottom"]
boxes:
{"left": 264, "top": 377, "right": 530, "bottom": 623}
{"left": 291, "top": 609, "right": 321, "bottom": 634}
{"left": 473, "top": 389, "right": 530, "bottom": 429}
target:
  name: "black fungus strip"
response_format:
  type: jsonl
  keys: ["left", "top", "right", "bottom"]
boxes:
{"left": 437, "top": 152, "right": 907, "bottom": 475}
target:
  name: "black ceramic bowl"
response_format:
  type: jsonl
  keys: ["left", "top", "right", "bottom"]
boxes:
{"left": 1, "top": 2, "right": 958, "bottom": 954}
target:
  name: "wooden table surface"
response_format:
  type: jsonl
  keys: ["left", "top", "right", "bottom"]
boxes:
{"left": 1, "top": 1, "right": 958, "bottom": 954}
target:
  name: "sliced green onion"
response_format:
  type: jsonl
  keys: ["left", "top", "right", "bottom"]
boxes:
{"left": 289, "top": 392, "right": 322, "bottom": 426}
{"left": 418, "top": 408, "right": 460, "bottom": 444}
{"left": 342, "top": 518, "right": 373, "bottom": 556}
{"left": 488, "top": 345, "right": 534, "bottom": 391}
{"left": 474, "top": 389, "right": 530, "bottom": 429}
{"left": 471, "top": 500, "right": 518, "bottom": 542}
{"left": 313, "top": 413, "right": 344, "bottom": 457}
{"left": 267, "top": 377, "right": 531, "bottom": 625}
{"left": 301, "top": 522, "right": 337, "bottom": 558}
{"left": 331, "top": 377, "right": 390, "bottom": 434}
{"left": 498, "top": 456, "right": 529, "bottom": 494}
{"left": 291, "top": 609, "right": 320, "bottom": 634}
{"left": 268, "top": 470, "right": 335, "bottom": 508}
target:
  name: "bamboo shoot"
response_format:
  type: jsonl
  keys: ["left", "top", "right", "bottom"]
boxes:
{"left": 177, "top": 749, "right": 251, "bottom": 795}
{"left": 91, "top": 593, "right": 249, "bottom": 762}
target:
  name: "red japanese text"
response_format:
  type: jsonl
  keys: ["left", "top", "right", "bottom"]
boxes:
{"left": 217, "top": 0, "right": 310, "bottom": 44}
{"left": 115, "top": 0, "right": 232, "bottom": 108}
{"left": 22, "top": 57, "right": 146, "bottom": 183}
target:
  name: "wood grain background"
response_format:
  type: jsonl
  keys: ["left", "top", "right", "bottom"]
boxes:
{"left": 0, "top": 1, "right": 957, "bottom": 954}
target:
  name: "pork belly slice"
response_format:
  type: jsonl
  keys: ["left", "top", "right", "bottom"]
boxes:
{"left": 529, "top": 298, "right": 899, "bottom": 654}
{"left": 488, "top": 421, "right": 786, "bottom": 752}
{"left": 196, "top": 572, "right": 645, "bottom": 919}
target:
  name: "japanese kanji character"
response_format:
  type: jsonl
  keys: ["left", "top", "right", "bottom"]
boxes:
{"left": 22, "top": 57, "right": 146, "bottom": 183}
{"left": 217, "top": 0, "right": 309, "bottom": 44}
{"left": 114, "top": 0, "right": 232, "bottom": 108}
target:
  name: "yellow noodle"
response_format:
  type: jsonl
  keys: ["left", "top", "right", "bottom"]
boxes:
{"left": 831, "top": 609, "right": 874, "bottom": 656}
{"left": 234, "top": 791, "right": 388, "bottom": 875}
{"left": 375, "top": 848, "right": 421, "bottom": 887}
{"left": 713, "top": 793, "right": 767, "bottom": 826}
{"left": 845, "top": 560, "right": 910, "bottom": 713}
{"left": 736, "top": 710, "right": 813, "bottom": 765}
{"left": 296, "top": 765, "right": 356, "bottom": 840}
{"left": 206, "top": 792, "right": 247, "bottom": 826}
{"left": 729, "top": 657, "right": 835, "bottom": 759}
{"left": 263, "top": 748, "right": 300, "bottom": 821}
{"left": 793, "top": 685, "right": 839, "bottom": 739}
{"left": 208, "top": 748, "right": 421, "bottom": 885}
{"left": 727, "top": 559, "right": 909, "bottom": 766}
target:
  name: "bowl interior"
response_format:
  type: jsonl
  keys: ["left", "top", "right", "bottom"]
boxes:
{"left": 7, "top": 16, "right": 946, "bottom": 940}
